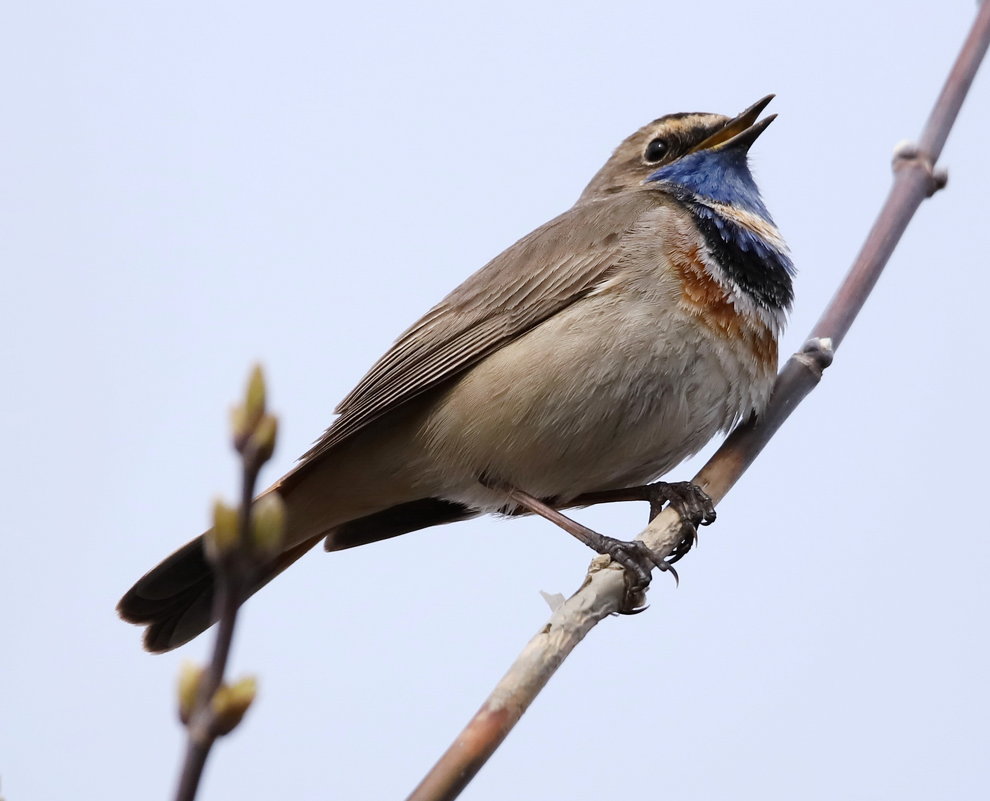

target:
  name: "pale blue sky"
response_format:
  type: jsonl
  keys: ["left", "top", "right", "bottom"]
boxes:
{"left": 2, "top": 1, "right": 988, "bottom": 799}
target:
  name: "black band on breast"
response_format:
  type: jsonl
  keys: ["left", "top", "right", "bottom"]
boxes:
{"left": 689, "top": 205, "right": 794, "bottom": 314}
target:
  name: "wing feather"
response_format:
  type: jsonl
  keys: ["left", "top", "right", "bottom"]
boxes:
{"left": 300, "top": 191, "right": 660, "bottom": 462}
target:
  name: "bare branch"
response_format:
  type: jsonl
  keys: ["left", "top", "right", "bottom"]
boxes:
{"left": 405, "top": 4, "right": 990, "bottom": 800}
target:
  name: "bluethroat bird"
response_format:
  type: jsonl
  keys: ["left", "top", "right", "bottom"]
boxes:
{"left": 120, "top": 95, "right": 793, "bottom": 652}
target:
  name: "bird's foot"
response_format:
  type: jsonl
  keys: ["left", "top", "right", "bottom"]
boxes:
{"left": 593, "top": 534, "right": 681, "bottom": 613}
{"left": 495, "top": 484, "right": 675, "bottom": 612}
{"left": 640, "top": 481, "right": 714, "bottom": 565}
{"left": 568, "top": 480, "right": 714, "bottom": 566}
{"left": 642, "top": 481, "right": 716, "bottom": 527}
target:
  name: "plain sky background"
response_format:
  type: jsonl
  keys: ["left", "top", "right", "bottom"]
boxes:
{"left": 2, "top": 1, "right": 988, "bottom": 799}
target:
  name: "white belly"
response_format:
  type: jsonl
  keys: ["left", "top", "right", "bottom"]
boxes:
{"left": 415, "top": 288, "right": 775, "bottom": 512}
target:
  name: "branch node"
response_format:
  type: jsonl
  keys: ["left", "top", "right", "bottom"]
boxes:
{"left": 932, "top": 167, "right": 949, "bottom": 193}
{"left": 792, "top": 337, "right": 834, "bottom": 378}
{"left": 891, "top": 139, "right": 947, "bottom": 196}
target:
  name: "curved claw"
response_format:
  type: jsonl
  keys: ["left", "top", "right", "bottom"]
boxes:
{"left": 646, "top": 481, "right": 716, "bottom": 527}
{"left": 664, "top": 522, "right": 700, "bottom": 566}
{"left": 599, "top": 537, "right": 654, "bottom": 590}
{"left": 596, "top": 535, "right": 682, "bottom": 614}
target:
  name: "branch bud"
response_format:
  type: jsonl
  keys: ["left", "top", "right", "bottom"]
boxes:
{"left": 204, "top": 498, "right": 240, "bottom": 562}
{"left": 211, "top": 675, "right": 258, "bottom": 736}
{"left": 231, "top": 365, "right": 268, "bottom": 451}
{"left": 177, "top": 661, "right": 206, "bottom": 725}
{"left": 245, "top": 413, "right": 278, "bottom": 468}
{"left": 251, "top": 492, "right": 286, "bottom": 557}
{"left": 244, "top": 364, "right": 266, "bottom": 423}
{"left": 230, "top": 404, "right": 249, "bottom": 448}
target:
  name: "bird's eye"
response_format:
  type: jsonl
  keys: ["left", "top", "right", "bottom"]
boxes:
{"left": 644, "top": 137, "right": 669, "bottom": 164}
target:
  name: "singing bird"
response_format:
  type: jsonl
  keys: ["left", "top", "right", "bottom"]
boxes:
{"left": 119, "top": 95, "right": 794, "bottom": 652}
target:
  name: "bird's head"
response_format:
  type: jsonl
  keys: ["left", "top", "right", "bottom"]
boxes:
{"left": 578, "top": 95, "right": 777, "bottom": 219}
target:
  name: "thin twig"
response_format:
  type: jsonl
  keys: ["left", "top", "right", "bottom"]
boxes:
{"left": 172, "top": 367, "right": 283, "bottom": 801}
{"left": 405, "top": 4, "right": 990, "bottom": 800}
{"left": 172, "top": 467, "right": 259, "bottom": 801}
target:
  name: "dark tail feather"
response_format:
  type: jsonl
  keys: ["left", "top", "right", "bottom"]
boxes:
{"left": 117, "top": 534, "right": 322, "bottom": 653}
{"left": 119, "top": 498, "right": 475, "bottom": 653}
{"left": 324, "top": 498, "right": 476, "bottom": 551}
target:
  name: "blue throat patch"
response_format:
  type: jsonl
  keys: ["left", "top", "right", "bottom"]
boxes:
{"left": 646, "top": 147, "right": 773, "bottom": 222}
{"left": 647, "top": 147, "right": 795, "bottom": 312}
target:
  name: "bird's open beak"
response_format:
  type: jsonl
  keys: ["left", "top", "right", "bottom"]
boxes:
{"left": 689, "top": 94, "right": 777, "bottom": 154}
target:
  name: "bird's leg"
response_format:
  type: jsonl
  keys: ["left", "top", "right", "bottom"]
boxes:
{"left": 566, "top": 481, "right": 716, "bottom": 565}
{"left": 570, "top": 481, "right": 716, "bottom": 525}
{"left": 501, "top": 485, "right": 675, "bottom": 597}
